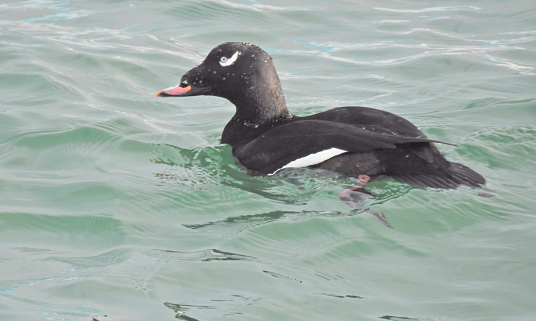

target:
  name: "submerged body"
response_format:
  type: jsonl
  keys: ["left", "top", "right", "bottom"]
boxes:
{"left": 157, "top": 42, "right": 485, "bottom": 189}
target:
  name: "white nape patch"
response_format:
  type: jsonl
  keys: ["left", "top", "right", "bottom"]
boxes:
{"left": 276, "top": 148, "right": 347, "bottom": 173}
{"left": 219, "top": 51, "right": 241, "bottom": 67}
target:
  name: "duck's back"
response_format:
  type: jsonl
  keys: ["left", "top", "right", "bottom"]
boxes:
{"left": 302, "top": 106, "right": 425, "bottom": 139}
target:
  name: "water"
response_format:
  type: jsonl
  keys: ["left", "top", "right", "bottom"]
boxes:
{"left": 1, "top": 1, "right": 536, "bottom": 320}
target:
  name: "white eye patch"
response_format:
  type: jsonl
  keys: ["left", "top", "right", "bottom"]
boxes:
{"left": 219, "top": 51, "right": 240, "bottom": 67}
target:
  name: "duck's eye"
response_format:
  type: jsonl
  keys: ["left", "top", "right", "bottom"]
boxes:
{"left": 181, "top": 79, "right": 188, "bottom": 86}
{"left": 219, "top": 51, "right": 241, "bottom": 67}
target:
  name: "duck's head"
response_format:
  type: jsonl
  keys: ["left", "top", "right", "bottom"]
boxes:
{"left": 157, "top": 42, "right": 289, "bottom": 123}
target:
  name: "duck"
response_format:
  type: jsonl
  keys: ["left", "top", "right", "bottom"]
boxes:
{"left": 157, "top": 42, "right": 485, "bottom": 190}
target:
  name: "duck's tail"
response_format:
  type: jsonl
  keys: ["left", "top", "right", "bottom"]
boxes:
{"left": 393, "top": 162, "right": 486, "bottom": 189}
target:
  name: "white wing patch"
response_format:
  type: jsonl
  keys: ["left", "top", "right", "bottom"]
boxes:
{"left": 219, "top": 51, "right": 241, "bottom": 67}
{"left": 271, "top": 148, "right": 347, "bottom": 174}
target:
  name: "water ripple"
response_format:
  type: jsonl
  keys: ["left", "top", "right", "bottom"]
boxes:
{"left": 0, "top": 0, "right": 94, "bottom": 23}
{"left": 1, "top": 1, "right": 536, "bottom": 320}
{"left": 374, "top": 6, "right": 481, "bottom": 14}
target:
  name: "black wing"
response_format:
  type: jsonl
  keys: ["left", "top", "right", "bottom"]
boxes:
{"left": 233, "top": 119, "right": 451, "bottom": 174}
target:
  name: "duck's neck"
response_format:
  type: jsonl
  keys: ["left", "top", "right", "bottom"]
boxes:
{"left": 221, "top": 87, "right": 293, "bottom": 147}
{"left": 229, "top": 90, "right": 291, "bottom": 126}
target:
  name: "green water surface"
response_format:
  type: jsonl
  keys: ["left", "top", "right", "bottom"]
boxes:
{"left": 1, "top": 1, "right": 536, "bottom": 320}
